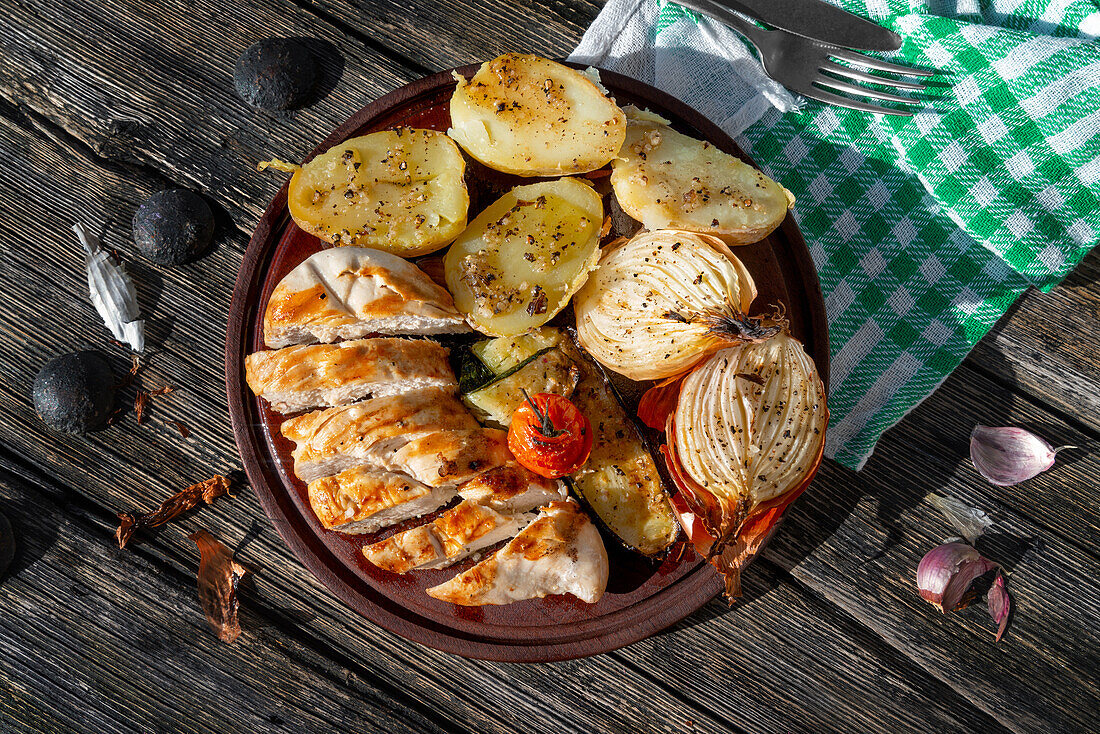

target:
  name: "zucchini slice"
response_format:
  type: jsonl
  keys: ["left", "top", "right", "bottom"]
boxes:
{"left": 462, "top": 348, "right": 580, "bottom": 428}
{"left": 559, "top": 338, "right": 679, "bottom": 556}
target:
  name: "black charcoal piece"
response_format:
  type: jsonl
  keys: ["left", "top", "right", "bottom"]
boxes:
{"left": 132, "top": 188, "right": 214, "bottom": 265}
{"left": 32, "top": 351, "right": 115, "bottom": 433}
{"left": 234, "top": 37, "right": 317, "bottom": 110}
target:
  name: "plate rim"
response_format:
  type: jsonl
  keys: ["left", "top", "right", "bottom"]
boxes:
{"left": 225, "top": 63, "right": 829, "bottom": 662}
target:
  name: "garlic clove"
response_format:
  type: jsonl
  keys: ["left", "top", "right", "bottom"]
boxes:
{"left": 970, "top": 425, "right": 1057, "bottom": 486}
{"left": 917, "top": 542, "right": 990, "bottom": 612}
{"left": 917, "top": 541, "right": 1011, "bottom": 642}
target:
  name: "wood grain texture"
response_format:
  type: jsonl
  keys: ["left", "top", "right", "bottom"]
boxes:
{"left": 0, "top": 93, "right": 741, "bottom": 734}
{"left": 0, "top": 456, "right": 453, "bottom": 734}
{"left": 970, "top": 248, "right": 1100, "bottom": 434}
{"left": 0, "top": 80, "right": 1014, "bottom": 734}
{"left": 0, "top": 0, "right": 1097, "bottom": 731}
{"left": 297, "top": 0, "right": 602, "bottom": 69}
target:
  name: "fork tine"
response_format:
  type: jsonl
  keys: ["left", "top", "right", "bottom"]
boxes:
{"left": 797, "top": 85, "right": 915, "bottom": 116}
{"left": 819, "top": 61, "right": 928, "bottom": 91}
{"left": 826, "top": 47, "right": 938, "bottom": 77}
{"left": 813, "top": 77, "right": 922, "bottom": 105}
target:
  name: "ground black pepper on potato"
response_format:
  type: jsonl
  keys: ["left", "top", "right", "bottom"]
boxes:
{"left": 32, "top": 351, "right": 116, "bottom": 433}
{"left": 132, "top": 188, "right": 214, "bottom": 265}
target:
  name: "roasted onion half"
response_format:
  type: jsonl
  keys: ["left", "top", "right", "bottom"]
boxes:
{"left": 573, "top": 229, "right": 778, "bottom": 381}
{"left": 663, "top": 332, "right": 827, "bottom": 599}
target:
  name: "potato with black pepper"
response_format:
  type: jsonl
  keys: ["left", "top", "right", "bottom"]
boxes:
{"left": 444, "top": 178, "right": 603, "bottom": 337}
{"left": 265, "top": 127, "right": 469, "bottom": 257}
{"left": 611, "top": 107, "right": 793, "bottom": 244}
{"left": 448, "top": 54, "right": 626, "bottom": 177}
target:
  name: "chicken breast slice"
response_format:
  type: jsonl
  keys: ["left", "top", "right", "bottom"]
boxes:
{"left": 245, "top": 338, "right": 457, "bottom": 414}
{"left": 457, "top": 464, "right": 565, "bottom": 513}
{"left": 280, "top": 388, "right": 479, "bottom": 482}
{"left": 363, "top": 500, "right": 532, "bottom": 573}
{"left": 308, "top": 467, "right": 458, "bottom": 535}
{"left": 263, "top": 246, "right": 469, "bottom": 348}
{"left": 385, "top": 428, "right": 512, "bottom": 487}
{"left": 426, "top": 501, "right": 609, "bottom": 605}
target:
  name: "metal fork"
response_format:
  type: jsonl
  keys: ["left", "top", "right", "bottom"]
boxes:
{"left": 676, "top": 0, "right": 936, "bottom": 115}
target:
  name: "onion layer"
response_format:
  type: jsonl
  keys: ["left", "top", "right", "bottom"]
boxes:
{"left": 669, "top": 333, "right": 827, "bottom": 598}
{"left": 574, "top": 230, "right": 776, "bottom": 381}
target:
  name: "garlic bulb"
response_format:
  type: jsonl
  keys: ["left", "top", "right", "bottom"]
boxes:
{"left": 667, "top": 332, "right": 827, "bottom": 596}
{"left": 574, "top": 230, "right": 777, "bottom": 381}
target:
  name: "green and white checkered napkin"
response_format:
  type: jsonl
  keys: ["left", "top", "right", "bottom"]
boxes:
{"left": 571, "top": 0, "right": 1100, "bottom": 469}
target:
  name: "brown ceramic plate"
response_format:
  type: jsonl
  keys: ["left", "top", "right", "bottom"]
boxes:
{"left": 226, "top": 64, "right": 829, "bottom": 662}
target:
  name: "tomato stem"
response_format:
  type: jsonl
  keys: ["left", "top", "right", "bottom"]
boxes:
{"left": 520, "top": 389, "right": 566, "bottom": 438}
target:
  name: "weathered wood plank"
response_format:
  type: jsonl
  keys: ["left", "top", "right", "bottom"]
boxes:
{"left": 0, "top": 92, "right": 743, "bottom": 734}
{"left": 0, "top": 73, "right": 1009, "bottom": 734}
{"left": 0, "top": 0, "right": 418, "bottom": 225}
{"left": 969, "top": 248, "right": 1100, "bottom": 434}
{"left": 298, "top": 0, "right": 601, "bottom": 69}
{"left": 1, "top": 1, "right": 1098, "bottom": 732}
{"left": 615, "top": 558, "right": 1006, "bottom": 733}
{"left": 762, "top": 364, "right": 1100, "bottom": 733}
{"left": 0, "top": 459, "right": 456, "bottom": 734}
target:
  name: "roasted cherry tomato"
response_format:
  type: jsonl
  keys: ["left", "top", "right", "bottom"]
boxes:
{"left": 508, "top": 391, "right": 593, "bottom": 479}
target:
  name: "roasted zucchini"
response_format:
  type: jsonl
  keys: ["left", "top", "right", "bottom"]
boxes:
{"left": 462, "top": 347, "right": 580, "bottom": 428}
{"left": 558, "top": 337, "right": 679, "bottom": 556}
{"left": 462, "top": 328, "right": 679, "bottom": 556}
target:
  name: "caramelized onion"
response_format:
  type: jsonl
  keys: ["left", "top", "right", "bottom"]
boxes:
{"left": 574, "top": 230, "right": 776, "bottom": 381}
{"left": 668, "top": 332, "right": 827, "bottom": 598}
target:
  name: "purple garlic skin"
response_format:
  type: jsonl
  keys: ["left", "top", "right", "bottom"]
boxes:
{"left": 970, "top": 425, "right": 1056, "bottom": 486}
{"left": 917, "top": 542, "right": 995, "bottom": 612}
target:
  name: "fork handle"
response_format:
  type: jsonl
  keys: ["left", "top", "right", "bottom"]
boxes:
{"left": 672, "top": 0, "right": 766, "bottom": 49}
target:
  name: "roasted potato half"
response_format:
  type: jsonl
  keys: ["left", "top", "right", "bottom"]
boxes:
{"left": 282, "top": 128, "right": 469, "bottom": 256}
{"left": 449, "top": 54, "right": 626, "bottom": 176}
{"left": 444, "top": 178, "right": 603, "bottom": 337}
{"left": 611, "top": 107, "right": 793, "bottom": 244}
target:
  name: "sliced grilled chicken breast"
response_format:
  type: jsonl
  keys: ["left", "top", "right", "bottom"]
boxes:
{"left": 281, "top": 388, "right": 479, "bottom": 482}
{"left": 387, "top": 428, "right": 511, "bottom": 487}
{"left": 308, "top": 467, "right": 457, "bottom": 534}
{"left": 245, "top": 338, "right": 457, "bottom": 414}
{"left": 363, "top": 500, "right": 531, "bottom": 573}
{"left": 426, "top": 501, "right": 608, "bottom": 605}
{"left": 263, "top": 247, "right": 470, "bottom": 348}
{"left": 457, "top": 464, "right": 565, "bottom": 513}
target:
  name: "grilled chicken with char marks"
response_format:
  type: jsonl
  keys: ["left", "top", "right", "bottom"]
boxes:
{"left": 308, "top": 468, "right": 457, "bottom": 534}
{"left": 457, "top": 463, "right": 565, "bottom": 513}
{"left": 263, "top": 247, "right": 470, "bottom": 348}
{"left": 363, "top": 500, "right": 532, "bottom": 573}
{"left": 426, "top": 501, "right": 608, "bottom": 605}
{"left": 245, "top": 337, "right": 457, "bottom": 414}
{"left": 280, "top": 388, "right": 478, "bottom": 482}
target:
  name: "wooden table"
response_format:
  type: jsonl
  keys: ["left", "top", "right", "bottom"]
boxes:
{"left": 0, "top": 1, "right": 1096, "bottom": 732}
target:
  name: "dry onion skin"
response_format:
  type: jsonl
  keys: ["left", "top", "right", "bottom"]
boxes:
{"left": 670, "top": 333, "right": 827, "bottom": 596}
{"left": 611, "top": 107, "right": 793, "bottom": 243}
{"left": 448, "top": 54, "right": 626, "bottom": 177}
{"left": 573, "top": 229, "right": 776, "bottom": 381}
{"left": 275, "top": 127, "right": 469, "bottom": 256}
{"left": 444, "top": 178, "right": 603, "bottom": 337}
